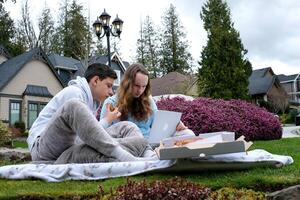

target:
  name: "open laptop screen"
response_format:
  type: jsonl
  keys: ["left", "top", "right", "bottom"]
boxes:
{"left": 148, "top": 110, "right": 182, "bottom": 144}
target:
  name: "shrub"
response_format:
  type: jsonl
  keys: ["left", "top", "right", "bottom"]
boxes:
{"left": 14, "top": 121, "right": 26, "bottom": 134}
{"left": 97, "top": 177, "right": 213, "bottom": 200}
{"left": 0, "top": 121, "right": 12, "bottom": 147}
{"left": 212, "top": 187, "right": 265, "bottom": 200}
{"left": 157, "top": 97, "right": 282, "bottom": 141}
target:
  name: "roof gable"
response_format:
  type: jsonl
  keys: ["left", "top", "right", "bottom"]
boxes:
{"left": 0, "top": 47, "right": 65, "bottom": 90}
{"left": 88, "top": 52, "right": 127, "bottom": 72}
{"left": 277, "top": 73, "right": 300, "bottom": 82}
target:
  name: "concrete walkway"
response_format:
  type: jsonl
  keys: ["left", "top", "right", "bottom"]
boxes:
{"left": 282, "top": 126, "right": 300, "bottom": 138}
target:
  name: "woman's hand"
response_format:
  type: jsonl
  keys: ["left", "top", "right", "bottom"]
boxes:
{"left": 176, "top": 121, "right": 187, "bottom": 131}
{"left": 104, "top": 103, "right": 121, "bottom": 124}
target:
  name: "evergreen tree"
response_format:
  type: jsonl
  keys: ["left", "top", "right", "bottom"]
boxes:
{"left": 0, "top": 3, "right": 13, "bottom": 47}
{"left": 52, "top": 0, "right": 91, "bottom": 60}
{"left": 136, "top": 16, "right": 160, "bottom": 78}
{"left": 159, "top": 4, "right": 193, "bottom": 75}
{"left": 92, "top": 37, "right": 106, "bottom": 56}
{"left": 198, "top": 0, "right": 252, "bottom": 100}
{"left": 0, "top": 3, "right": 25, "bottom": 55}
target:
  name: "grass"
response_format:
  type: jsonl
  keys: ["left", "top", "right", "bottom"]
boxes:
{"left": 12, "top": 140, "right": 28, "bottom": 149}
{"left": 0, "top": 137, "right": 299, "bottom": 199}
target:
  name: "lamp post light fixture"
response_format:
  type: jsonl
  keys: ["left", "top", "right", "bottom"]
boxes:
{"left": 93, "top": 9, "right": 123, "bottom": 67}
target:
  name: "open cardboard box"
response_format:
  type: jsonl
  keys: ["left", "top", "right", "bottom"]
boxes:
{"left": 155, "top": 131, "right": 253, "bottom": 160}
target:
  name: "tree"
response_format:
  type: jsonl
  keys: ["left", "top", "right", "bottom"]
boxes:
{"left": 159, "top": 4, "right": 193, "bottom": 75}
{"left": 92, "top": 38, "right": 106, "bottom": 56}
{"left": 15, "top": 0, "right": 37, "bottom": 49}
{"left": 0, "top": 3, "right": 14, "bottom": 48}
{"left": 0, "top": 3, "right": 25, "bottom": 55}
{"left": 37, "top": 4, "right": 55, "bottom": 54}
{"left": 136, "top": 16, "right": 161, "bottom": 78}
{"left": 52, "top": 0, "right": 91, "bottom": 60}
{"left": 198, "top": 0, "right": 252, "bottom": 100}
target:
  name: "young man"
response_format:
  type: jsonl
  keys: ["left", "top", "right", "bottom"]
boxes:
{"left": 27, "top": 63, "right": 151, "bottom": 164}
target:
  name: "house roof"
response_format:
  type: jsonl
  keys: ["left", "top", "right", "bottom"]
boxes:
{"left": 151, "top": 72, "right": 193, "bottom": 96}
{"left": 248, "top": 67, "right": 277, "bottom": 95}
{"left": 0, "top": 44, "right": 11, "bottom": 59}
{"left": 88, "top": 52, "right": 128, "bottom": 72}
{"left": 277, "top": 74, "right": 300, "bottom": 82}
{"left": 48, "top": 53, "right": 83, "bottom": 71}
{"left": 23, "top": 84, "right": 53, "bottom": 97}
{"left": 0, "top": 47, "right": 65, "bottom": 91}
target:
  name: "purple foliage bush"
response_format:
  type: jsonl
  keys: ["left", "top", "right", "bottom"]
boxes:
{"left": 156, "top": 97, "right": 282, "bottom": 141}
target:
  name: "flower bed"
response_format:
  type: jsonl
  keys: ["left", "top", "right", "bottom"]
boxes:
{"left": 156, "top": 97, "right": 282, "bottom": 141}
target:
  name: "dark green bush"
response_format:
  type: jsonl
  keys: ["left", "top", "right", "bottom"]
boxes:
{"left": 14, "top": 121, "right": 26, "bottom": 134}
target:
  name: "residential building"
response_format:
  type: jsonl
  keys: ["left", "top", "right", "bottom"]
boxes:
{"left": 0, "top": 47, "right": 64, "bottom": 128}
{"left": 151, "top": 72, "right": 198, "bottom": 97}
{"left": 0, "top": 45, "right": 128, "bottom": 128}
{"left": 277, "top": 73, "right": 300, "bottom": 106}
{"left": 248, "top": 67, "right": 289, "bottom": 111}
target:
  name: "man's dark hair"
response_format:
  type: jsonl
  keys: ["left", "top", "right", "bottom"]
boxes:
{"left": 84, "top": 63, "right": 117, "bottom": 82}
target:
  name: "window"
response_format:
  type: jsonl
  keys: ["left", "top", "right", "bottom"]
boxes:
{"left": 28, "top": 102, "right": 47, "bottom": 128}
{"left": 9, "top": 100, "right": 21, "bottom": 125}
{"left": 114, "top": 70, "right": 121, "bottom": 86}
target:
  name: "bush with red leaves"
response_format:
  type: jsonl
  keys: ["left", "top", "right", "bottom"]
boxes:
{"left": 156, "top": 97, "right": 282, "bottom": 141}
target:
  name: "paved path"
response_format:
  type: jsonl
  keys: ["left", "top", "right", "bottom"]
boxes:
{"left": 282, "top": 126, "right": 300, "bottom": 138}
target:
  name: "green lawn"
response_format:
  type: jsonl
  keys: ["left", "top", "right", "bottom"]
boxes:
{"left": 0, "top": 137, "right": 299, "bottom": 199}
{"left": 12, "top": 140, "right": 28, "bottom": 148}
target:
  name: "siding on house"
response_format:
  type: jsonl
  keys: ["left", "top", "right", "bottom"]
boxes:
{"left": 1, "top": 60, "right": 62, "bottom": 95}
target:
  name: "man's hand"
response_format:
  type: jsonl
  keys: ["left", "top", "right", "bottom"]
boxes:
{"left": 104, "top": 103, "right": 121, "bottom": 124}
{"left": 176, "top": 121, "right": 187, "bottom": 131}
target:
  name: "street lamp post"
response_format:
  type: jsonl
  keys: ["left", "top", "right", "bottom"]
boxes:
{"left": 93, "top": 9, "right": 123, "bottom": 67}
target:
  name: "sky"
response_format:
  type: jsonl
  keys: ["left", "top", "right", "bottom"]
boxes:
{"left": 3, "top": 0, "right": 300, "bottom": 75}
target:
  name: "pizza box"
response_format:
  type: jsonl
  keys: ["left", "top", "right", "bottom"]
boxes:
{"left": 155, "top": 131, "right": 252, "bottom": 160}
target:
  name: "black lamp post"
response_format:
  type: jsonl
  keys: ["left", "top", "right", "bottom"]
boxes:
{"left": 93, "top": 9, "right": 123, "bottom": 67}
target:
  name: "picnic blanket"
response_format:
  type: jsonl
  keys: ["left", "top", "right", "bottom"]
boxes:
{"left": 0, "top": 149, "right": 293, "bottom": 182}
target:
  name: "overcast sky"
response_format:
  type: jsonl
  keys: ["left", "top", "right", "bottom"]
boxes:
{"left": 3, "top": 0, "right": 300, "bottom": 75}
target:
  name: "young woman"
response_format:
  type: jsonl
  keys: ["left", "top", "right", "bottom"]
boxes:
{"left": 100, "top": 63, "right": 192, "bottom": 139}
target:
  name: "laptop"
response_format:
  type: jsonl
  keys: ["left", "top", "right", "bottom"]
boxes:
{"left": 148, "top": 110, "right": 182, "bottom": 146}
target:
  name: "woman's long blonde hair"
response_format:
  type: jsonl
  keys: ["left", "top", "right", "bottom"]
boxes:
{"left": 117, "top": 63, "right": 152, "bottom": 121}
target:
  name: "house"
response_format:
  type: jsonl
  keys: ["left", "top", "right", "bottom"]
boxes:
{"left": 248, "top": 67, "right": 289, "bottom": 111}
{"left": 277, "top": 73, "right": 300, "bottom": 107}
{"left": 0, "top": 47, "right": 64, "bottom": 128}
{"left": 151, "top": 72, "right": 198, "bottom": 97}
{"left": 0, "top": 45, "right": 129, "bottom": 128}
